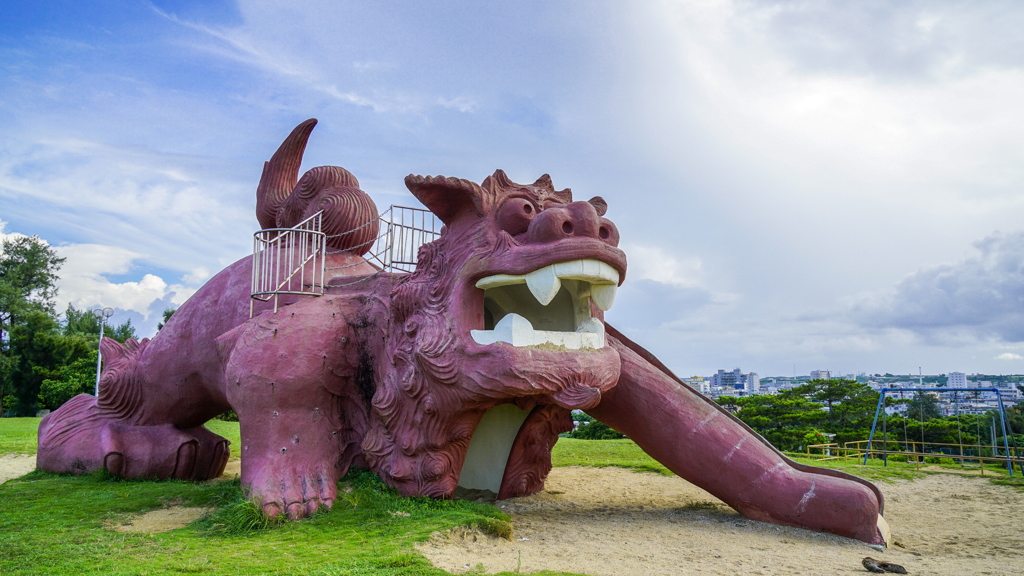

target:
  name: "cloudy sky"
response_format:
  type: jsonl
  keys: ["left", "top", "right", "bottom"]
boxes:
{"left": 2, "top": 0, "right": 1024, "bottom": 377}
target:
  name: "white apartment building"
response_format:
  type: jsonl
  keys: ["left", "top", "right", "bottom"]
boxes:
{"left": 948, "top": 372, "right": 968, "bottom": 389}
{"left": 810, "top": 370, "right": 831, "bottom": 380}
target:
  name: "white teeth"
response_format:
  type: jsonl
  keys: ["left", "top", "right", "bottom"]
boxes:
{"left": 591, "top": 284, "right": 617, "bottom": 311}
{"left": 471, "top": 313, "right": 605, "bottom": 349}
{"left": 473, "top": 258, "right": 620, "bottom": 350}
{"left": 525, "top": 266, "right": 561, "bottom": 306}
{"left": 577, "top": 317, "right": 604, "bottom": 334}
{"left": 476, "top": 258, "right": 620, "bottom": 304}
{"left": 492, "top": 313, "right": 535, "bottom": 347}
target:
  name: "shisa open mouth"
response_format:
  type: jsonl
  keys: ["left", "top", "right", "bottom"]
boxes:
{"left": 470, "top": 259, "right": 619, "bottom": 350}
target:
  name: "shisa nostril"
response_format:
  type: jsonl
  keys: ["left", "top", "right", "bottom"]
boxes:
{"left": 562, "top": 221, "right": 573, "bottom": 235}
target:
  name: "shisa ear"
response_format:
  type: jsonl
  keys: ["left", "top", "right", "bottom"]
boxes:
{"left": 405, "top": 174, "right": 487, "bottom": 226}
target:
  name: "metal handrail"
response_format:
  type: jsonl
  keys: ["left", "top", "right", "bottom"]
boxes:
{"left": 250, "top": 205, "right": 442, "bottom": 310}
{"left": 251, "top": 211, "right": 326, "bottom": 315}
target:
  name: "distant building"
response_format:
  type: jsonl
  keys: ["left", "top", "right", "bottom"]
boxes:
{"left": 948, "top": 372, "right": 968, "bottom": 389}
{"left": 745, "top": 372, "right": 760, "bottom": 392}
{"left": 810, "top": 370, "right": 831, "bottom": 380}
{"left": 682, "top": 376, "right": 711, "bottom": 395}
{"left": 711, "top": 368, "right": 759, "bottom": 393}
{"left": 711, "top": 369, "right": 742, "bottom": 389}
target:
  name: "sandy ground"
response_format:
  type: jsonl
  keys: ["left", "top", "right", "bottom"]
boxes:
{"left": 418, "top": 466, "right": 1024, "bottom": 576}
{"left": 106, "top": 506, "right": 214, "bottom": 533}
{"left": 4, "top": 456, "right": 1022, "bottom": 574}
{"left": 0, "top": 454, "right": 35, "bottom": 483}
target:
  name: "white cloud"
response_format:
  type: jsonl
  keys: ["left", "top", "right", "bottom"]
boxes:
{"left": 995, "top": 353, "right": 1023, "bottom": 361}
{"left": 0, "top": 135, "right": 254, "bottom": 277}
{"left": 149, "top": 3, "right": 396, "bottom": 113}
{"left": 620, "top": 243, "right": 705, "bottom": 288}
{"left": 437, "top": 96, "right": 477, "bottom": 113}
{"left": 51, "top": 243, "right": 201, "bottom": 319}
{"left": 182, "top": 267, "right": 211, "bottom": 285}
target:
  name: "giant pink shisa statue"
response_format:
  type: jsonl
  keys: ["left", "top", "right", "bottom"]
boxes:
{"left": 38, "top": 120, "right": 890, "bottom": 546}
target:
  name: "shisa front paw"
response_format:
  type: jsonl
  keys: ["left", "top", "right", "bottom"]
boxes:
{"left": 245, "top": 465, "right": 338, "bottom": 520}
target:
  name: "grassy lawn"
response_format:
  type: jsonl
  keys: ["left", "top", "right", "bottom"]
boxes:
{"left": 552, "top": 438, "right": 671, "bottom": 475}
{"left": 0, "top": 417, "right": 44, "bottom": 455}
{"left": 0, "top": 468, "right": 528, "bottom": 576}
{"left": 0, "top": 418, "right": 575, "bottom": 576}
{"left": 3, "top": 418, "right": 1018, "bottom": 575}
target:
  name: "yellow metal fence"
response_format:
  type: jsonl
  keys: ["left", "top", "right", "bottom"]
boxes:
{"left": 804, "top": 440, "right": 1024, "bottom": 475}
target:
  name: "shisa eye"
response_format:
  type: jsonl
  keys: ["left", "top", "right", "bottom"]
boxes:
{"left": 496, "top": 197, "right": 536, "bottom": 236}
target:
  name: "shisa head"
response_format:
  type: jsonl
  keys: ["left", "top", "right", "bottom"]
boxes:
{"left": 398, "top": 169, "right": 627, "bottom": 411}
{"left": 362, "top": 169, "right": 627, "bottom": 497}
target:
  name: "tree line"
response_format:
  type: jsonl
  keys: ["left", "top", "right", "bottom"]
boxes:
{"left": 0, "top": 234, "right": 154, "bottom": 416}
{"left": 717, "top": 378, "right": 1024, "bottom": 454}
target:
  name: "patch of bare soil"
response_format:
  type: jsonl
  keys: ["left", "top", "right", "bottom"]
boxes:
{"left": 0, "top": 454, "right": 36, "bottom": 483}
{"left": 107, "top": 506, "right": 213, "bottom": 533}
{"left": 417, "top": 466, "right": 1024, "bottom": 576}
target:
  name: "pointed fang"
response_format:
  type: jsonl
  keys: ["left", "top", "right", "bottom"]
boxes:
{"left": 525, "top": 266, "right": 561, "bottom": 306}
{"left": 591, "top": 284, "right": 617, "bottom": 311}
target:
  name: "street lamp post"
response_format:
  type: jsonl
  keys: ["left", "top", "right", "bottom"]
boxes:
{"left": 92, "top": 307, "right": 114, "bottom": 396}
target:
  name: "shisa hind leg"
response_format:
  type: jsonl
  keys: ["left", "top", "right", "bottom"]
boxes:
{"left": 36, "top": 337, "right": 230, "bottom": 480}
{"left": 588, "top": 329, "right": 889, "bottom": 546}
{"left": 36, "top": 394, "right": 229, "bottom": 480}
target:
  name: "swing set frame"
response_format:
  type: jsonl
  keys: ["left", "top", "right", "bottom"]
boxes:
{"left": 864, "top": 387, "right": 1020, "bottom": 477}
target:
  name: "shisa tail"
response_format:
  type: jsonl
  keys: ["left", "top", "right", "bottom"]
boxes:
{"left": 255, "top": 118, "right": 379, "bottom": 255}
{"left": 256, "top": 118, "right": 317, "bottom": 229}
{"left": 589, "top": 325, "right": 890, "bottom": 546}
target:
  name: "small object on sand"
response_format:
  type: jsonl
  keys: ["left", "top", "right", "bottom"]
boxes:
{"left": 863, "top": 557, "right": 907, "bottom": 574}
{"left": 863, "top": 558, "right": 886, "bottom": 573}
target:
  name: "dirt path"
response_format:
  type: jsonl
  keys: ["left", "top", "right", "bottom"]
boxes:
{"left": 0, "top": 454, "right": 35, "bottom": 483}
{"left": 418, "top": 466, "right": 1024, "bottom": 576}
{"left": 0, "top": 455, "right": 241, "bottom": 485}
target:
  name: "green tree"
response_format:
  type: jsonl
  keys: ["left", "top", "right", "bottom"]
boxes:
{"left": 905, "top": 392, "right": 942, "bottom": 421}
{"left": 62, "top": 303, "right": 102, "bottom": 337}
{"left": 793, "top": 379, "right": 880, "bottom": 443}
{"left": 566, "top": 411, "right": 625, "bottom": 439}
{"left": 157, "top": 307, "right": 176, "bottom": 331}
{"left": 1006, "top": 401, "right": 1024, "bottom": 436}
{"left": 0, "top": 235, "right": 65, "bottom": 413}
{"left": 0, "top": 235, "right": 65, "bottom": 341}
{"left": 6, "top": 310, "right": 91, "bottom": 414}
{"left": 62, "top": 303, "right": 137, "bottom": 345}
{"left": 718, "top": 390, "right": 825, "bottom": 451}
{"left": 38, "top": 356, "right": 96, "bottom": 410}
{"left": 569, "top": 420, "right": 625, "bottom": 440}
{"left": 106, "top": 317, "right": 137, "bottom": 342}
{"left": 29, "top": 304, "right": 140, "bottom": 412}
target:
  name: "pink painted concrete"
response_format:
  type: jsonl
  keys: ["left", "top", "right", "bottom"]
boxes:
{"left": 37, "top": 120, "right": 885, "bottom": 545}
